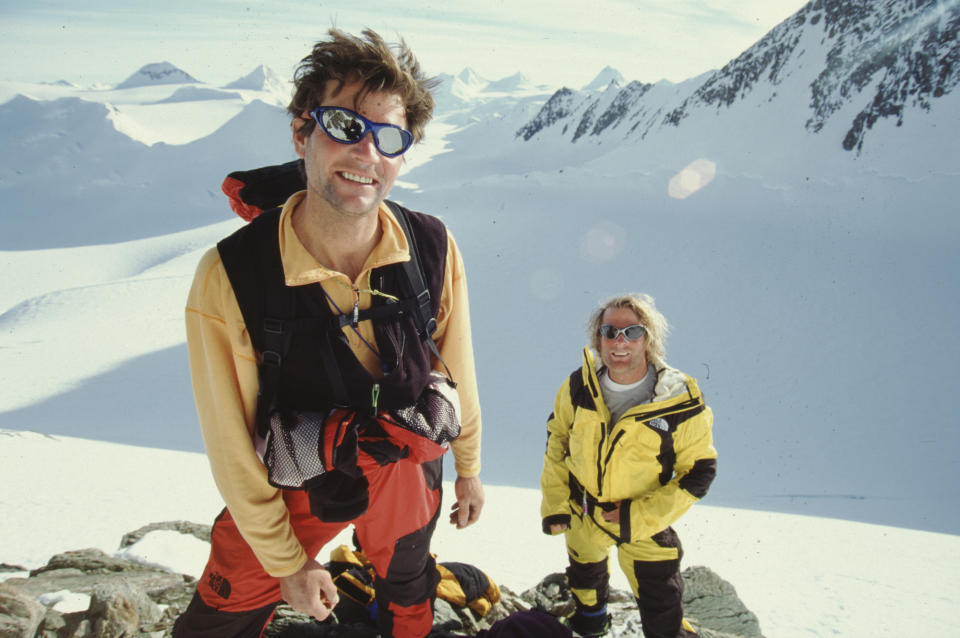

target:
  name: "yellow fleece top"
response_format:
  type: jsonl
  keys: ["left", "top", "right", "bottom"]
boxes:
{"left": 185, "top": 191, "right": 482, "bottom": 577}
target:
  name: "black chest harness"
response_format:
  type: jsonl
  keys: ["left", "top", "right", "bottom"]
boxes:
{"left": 217, "top": 201, "right": 451, "bottom": 434}
{"left": 214, "top": 161, "right": 458, "bottom": 521}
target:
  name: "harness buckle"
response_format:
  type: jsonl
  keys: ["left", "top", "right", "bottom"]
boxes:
{"left": 261, "top": 350, "right": 282, "bottom": 367}
{"left": 264, "top": 318, "right": 284, "bottom": 335}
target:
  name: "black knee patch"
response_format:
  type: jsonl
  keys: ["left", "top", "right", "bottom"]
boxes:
{"left": 566, "top": 557, "right": 609, "bottom": 612}
{"left": 172, "top": 592, "right": 276, "bottom": 638}
{"left": 632, "top": 561, "right": 685, "bottom": 638}
{"left": 376, "top": 503, "right": 442, "bottom": 607}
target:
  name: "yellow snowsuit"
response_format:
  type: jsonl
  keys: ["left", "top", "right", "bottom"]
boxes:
{"left": 540, "top": 347, "right": 716, "bottom": 636}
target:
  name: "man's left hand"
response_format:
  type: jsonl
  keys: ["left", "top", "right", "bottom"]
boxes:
{"left": 449, "top": 475, "right": 484, "bottom": 529}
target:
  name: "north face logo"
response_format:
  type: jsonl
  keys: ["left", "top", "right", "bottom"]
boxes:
{"left": 647, "top": 418, "right": 669, "bottom": 432}
{"left": 208, "top": 571, "right": 232, "bottom": 599}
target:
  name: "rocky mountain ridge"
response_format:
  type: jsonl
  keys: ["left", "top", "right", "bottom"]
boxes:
{"left": 517, "top": 0, "right": 960, "bottom": 153}
{"left": 115, "top": 63, "right": 199, "bottom": 90}
{"left": 0, "top": 521, "right": 763, "bottom": 638}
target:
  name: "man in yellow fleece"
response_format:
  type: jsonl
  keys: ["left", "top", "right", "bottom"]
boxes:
{"left": 175, "top": 29, "right": 483, "bottom": 638}
{"left": 541, "top": 294, "right": 716, "bottom": 638}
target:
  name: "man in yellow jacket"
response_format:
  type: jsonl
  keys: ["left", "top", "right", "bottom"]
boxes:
{"left": 175, "top": 29, "right": 484, "bottom": 638}
{"left": 541, "top": 294, "right": 716, "bottom": 638}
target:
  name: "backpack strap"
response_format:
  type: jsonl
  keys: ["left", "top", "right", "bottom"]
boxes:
{"left": 219, "top": 198, "right": 451, "bottom": 432}
{"left": 255, "top": 239, "right": 352, "bottom": 413}
{"left": 385, "top": 200, "right": 453, "bottom": 382}
{"left": 217, "top": 208, "right": 294, "bottom": 436}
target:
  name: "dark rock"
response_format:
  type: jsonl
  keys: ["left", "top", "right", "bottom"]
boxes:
{"left": 4, "top": 546, "right": 196, "bottom": 638}
{"left": 518, "top": 572, "right": 575, "bottom": 617}
{"left": 480, "top": 585, "right": 528, "bottom": 625}
{"left": 85, "top": 580, "right": 162, "bottom": 638}
{"left": 30, "top": 548, "right": 145, "bottom": 576}
{"left": 9, "top": 565, "right": 186, "bottom": 602}
{"left": 0, "top": 583, "right": 47, "bottom": 638}
{"left": 516, "top": 88, "right": 576, "bottom": 140}
{"left": 2, "top": 523, "right": 765, "bottom": 637}
{"left": 1, "top": 563, "right": 28, "bottom": 574}
{"left": 119, "top": 521, "right": 212, "bottom": 548}
{"left": 682, "top": 565, "right": 764, "bottom": 637}
{"left": 262, "top": 604, "right": 377, "bottom": 637}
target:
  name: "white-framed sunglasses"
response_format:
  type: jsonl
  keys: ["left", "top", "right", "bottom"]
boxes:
{"left": 598, "top": 324, "right": 647, "bottom": 341}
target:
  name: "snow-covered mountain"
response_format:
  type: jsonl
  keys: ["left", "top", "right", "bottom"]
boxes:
{"left": 1, "top": 1, "right": 959, "bottom": 634}
{"left": 223, "top": 64, "right": 292, "bottom": 105}
{"left": 0, "top": 0, "right": 957, "bottom": 552}
{"left": 432, "top": 68, "right": 554, "bottom": 116}
{"left": 115, "top": 62, "right": 199, "bottom": 89}
{"left": 518, "top": 0, "right": 959, "bottom": 158}
{"left": 154, "top": 86, "right": 239, "bottom": 103}
{"left": 0, "top": 94, "right": 293, "bottom": 249}
{"left": 582, "top": 65, "right": 625, "bottom": 92}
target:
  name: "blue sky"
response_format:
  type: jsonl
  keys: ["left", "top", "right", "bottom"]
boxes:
{"left": 1, "top": 0, "right": 808, "bottom": 88}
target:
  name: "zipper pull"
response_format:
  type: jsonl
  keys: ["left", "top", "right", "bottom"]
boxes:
{"left": 352, "top": 298, "right": 359, "bottom": 326}
{"left": 371, "top": 383, "right": 380, "bottom": 410}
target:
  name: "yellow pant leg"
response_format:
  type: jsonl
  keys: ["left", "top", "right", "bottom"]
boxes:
{"left": 563, "top": 511, "right": 616, "bottom": 609}
{"left": 564, "top": 509, "right": 616, "bottom": 562}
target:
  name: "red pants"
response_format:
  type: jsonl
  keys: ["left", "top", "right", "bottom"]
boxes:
{"left": 174, "top": 456, "right": 443, "bottom": 638}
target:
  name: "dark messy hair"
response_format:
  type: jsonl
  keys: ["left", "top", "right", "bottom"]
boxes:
{"left": 288, "top": 28, "right": 438, "bottom": 143}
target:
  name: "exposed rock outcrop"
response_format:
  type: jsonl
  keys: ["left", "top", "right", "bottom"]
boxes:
{"left": 2, "top": 522, "right": 763, "bottom": 637}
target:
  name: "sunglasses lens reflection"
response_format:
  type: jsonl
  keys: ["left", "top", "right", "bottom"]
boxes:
{"left": 322, "top": 110, "right": 364, "bottom": 142}
{"left": 317, "top": 107, "right": 412, "bottom": 156}
{"left": 599, "top": 324, "right": 646, "bottom": 341}
{"left": 375, "top": 127, "right": 406, "bottom": 155}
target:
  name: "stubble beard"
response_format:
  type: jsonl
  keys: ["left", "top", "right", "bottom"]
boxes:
{"left": 312, "top": 176, "right": 383, "bottom": 221}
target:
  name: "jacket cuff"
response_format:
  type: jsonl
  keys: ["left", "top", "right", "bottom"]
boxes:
{"left": 542, "top": 514, "right": 571, "bottom": 535}
{"left": 263, "top": 549, "right": 309, "bottom": 579}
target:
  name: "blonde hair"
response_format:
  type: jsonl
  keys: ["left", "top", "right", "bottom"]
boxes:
{"left": 588, "top": 293, "right": 670, "bottom": 367}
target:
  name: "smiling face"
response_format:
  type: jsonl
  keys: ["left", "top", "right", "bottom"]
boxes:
{"left": 598, "top": 306, "right": 650, "bottom": 384}
{"left": 293, "top": 79, "right": 406, "bottom": 219}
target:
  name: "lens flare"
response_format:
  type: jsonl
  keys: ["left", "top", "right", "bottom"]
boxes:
{"left": 668, "top": 159, "right": 717, "bottom": 199}
{"left": 579, "top": 222, "right": 626, "bottom": 263}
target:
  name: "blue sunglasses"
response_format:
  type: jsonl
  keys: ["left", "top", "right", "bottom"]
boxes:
{"left": 309, "top": 106, "right": 414, "bottom": 157}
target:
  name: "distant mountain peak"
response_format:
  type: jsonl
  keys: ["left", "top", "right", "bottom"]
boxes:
{"left": 583, "top": 66, "right": 625, "bottom": 91}
{"left": 661, "top": 0, "right": 960, "bottom": 152}
{"left": 456, "top": 67, "right": 486, "bottom": 88}
{"left": 42, "top": 79, "right": 78, "bottom": 88}
{"left": 517, "top": 0, "right": 959, "bottom": 154}
{"left": 116, "top": 62, "right": 198, "bottom": 89}
{"left": 485, "top": 72, "right": 534, "bottom": 92}
{"left": 223, "top": 65, "right": 285, "bottom": 91}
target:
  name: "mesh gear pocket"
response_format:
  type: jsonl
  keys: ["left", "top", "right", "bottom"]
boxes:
{"left": 258, "top": 410, "right": 329, "bottom": 489}
{"left": 390, "top": 371, "right": 462, "bottom": 445}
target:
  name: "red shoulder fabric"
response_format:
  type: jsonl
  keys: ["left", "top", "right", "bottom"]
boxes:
{"left": 221, "top": 175, "right": 264, "bottom": 222}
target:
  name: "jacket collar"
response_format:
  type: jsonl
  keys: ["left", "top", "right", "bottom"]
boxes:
{"left": 581, "top": 346, "right": 696, "bottom": 404}
{"left": 276, "top": 191, "right": 411, "bottom": 286}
